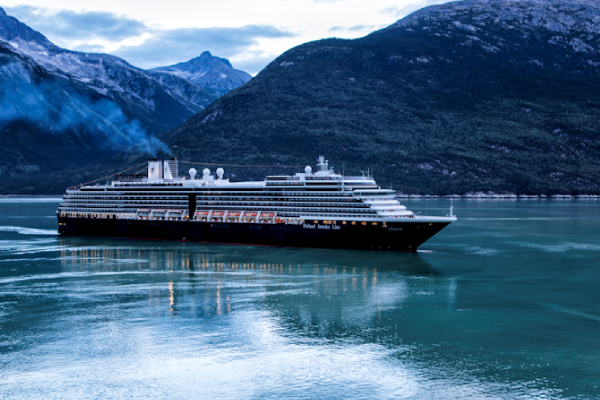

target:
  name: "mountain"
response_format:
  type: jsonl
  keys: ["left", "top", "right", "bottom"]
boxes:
{"left": 152, "top": 51, "right": 252, "bottom": 97}
{"left": 0, "top": 8, "right": 216, "bottom": 134}
{"left": 0, "top": 41, "right": 152, "bottom": 182}
{"left": 160, "top": 0, "right": 600, "bottom": 195}
{"left": 0, "top": 8, "right": 238, "bottom": 194}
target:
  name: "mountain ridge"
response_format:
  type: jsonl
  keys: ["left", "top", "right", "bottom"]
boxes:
{"left": 157, "top": 0, "right": 600, "bottom": 195}
{"left": 0, "top": 7, "right": 252, "bottom": 194}
{"left": 152, "top": 51, "right": 252, "bottom": 97}
{"left": 0, "top": 7, "right": 215, "bottom": 122}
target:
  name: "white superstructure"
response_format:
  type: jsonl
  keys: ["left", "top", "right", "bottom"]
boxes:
{"left": 58, "top": 156, "right": 456, "bottom": 225}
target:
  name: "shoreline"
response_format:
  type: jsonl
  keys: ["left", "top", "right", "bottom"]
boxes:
{"left": 396, "top": 194, "right": 600, "bottom": 199}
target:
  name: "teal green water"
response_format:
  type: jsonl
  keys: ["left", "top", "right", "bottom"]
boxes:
{"left": 1, "top": 199, "right": 599, "bottom": 399}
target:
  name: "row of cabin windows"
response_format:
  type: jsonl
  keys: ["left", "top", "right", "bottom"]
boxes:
{"left": 196, "top": 197, "right": 356, "bottom": 202}
{"left": 67, "top": 193, "right": 394, "bottom": 201}
{"left": 63, "top": 206, "right": 376, "bottom": 215}
{"left": 198, "top": 201, "right": 369, "bottom": 207}
{"left": 61, "top": 205, "right": 378, "bottom": 215}
{"left": 65, "top": 200, "right": 369, "bottom": 207}
{"left": 74, "top": 190, "right": 357, "bottom": 196}
{"left": 64, "top": 194, "right": 371, "bottom": 201}
{"left": 199, "top": 205, "right": 372, "bottom": 211}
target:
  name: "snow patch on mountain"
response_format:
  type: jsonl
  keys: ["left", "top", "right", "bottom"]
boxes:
{"left": 388, "top": 0, "right": 600, "bottom": 56}
{"left": 152, "top": 51, "right": 251, "bottom": 97}
{"left": 0, "top": 8, "right": 214, "bottom": 114}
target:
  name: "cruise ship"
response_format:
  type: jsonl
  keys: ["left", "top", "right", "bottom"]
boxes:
{"left": 57, "top": 157, "right": 456, "bottom": 251}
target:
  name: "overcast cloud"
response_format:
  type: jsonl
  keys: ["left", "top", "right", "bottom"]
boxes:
{"left": 330, "top": 25, "right": 383, "bottom": 33}
{"left": 380, "top": 0, "right": 448, "bottom": 19}
{"left": 5, "top": 6, "right": 148, "bottom": 41}
{"left": 4, "top": 5, "right": 294, "bottom": 73}
{"left": 114, "top": 25, "right": 294, "bottom": 70}
{"left": 2, "top": 0, "right": 450, "bottom": 74}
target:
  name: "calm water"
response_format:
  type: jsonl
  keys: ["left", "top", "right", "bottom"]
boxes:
{"left": 1, "top": 199, "right": 599, "bottom": 399}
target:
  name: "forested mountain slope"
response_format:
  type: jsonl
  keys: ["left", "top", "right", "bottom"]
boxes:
{"left": 162, "top": 0, "right": 600, "bottom": 195}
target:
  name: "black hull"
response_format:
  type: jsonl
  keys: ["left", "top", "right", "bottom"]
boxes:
{"left": 57, "top": 217, "right": 451, "bottom": 251}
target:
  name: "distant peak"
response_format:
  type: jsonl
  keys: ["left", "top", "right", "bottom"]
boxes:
{"left": 191, "top": 51, "right": 232, "bottom": 68}
{"left": 0, "top": 8, "right": 6, "bottom": 16}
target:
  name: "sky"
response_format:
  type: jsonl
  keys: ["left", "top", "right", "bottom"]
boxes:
{"left": 2, "top": 0, "right": 449, "bottom": 75}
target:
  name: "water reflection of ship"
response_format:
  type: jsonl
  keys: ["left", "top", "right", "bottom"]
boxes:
{"left": 57, "top": 238, "right": 446, "bottom": 324}
{"left": 258, "top": 267, "right": 458, "bottom": 345}
{"left": 57, "top": 237, "right": 440, "bottom": 277}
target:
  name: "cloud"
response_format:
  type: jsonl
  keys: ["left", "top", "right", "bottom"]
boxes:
{"left": 70, "top": 43, "right": 107, "bottom": 53}
{"left": 329, "top": 25, "right": 383, "bottom": 33}
{"left": 114, "top": 25, "right": 294, "bottom": 70}
{"left": 114, "top": 25, "right": 294, "bottom": 68}
{"left": 4, "top": 6, "right": 149, "bottom": 42}
{"left": 380, "top": 0, "right": 449, "bottom": 19}
{"left": 233, "top": 54, "right": 282, "bottom": 76}
{"left": 3, "top": 6, "right": 294, "bottom": 74}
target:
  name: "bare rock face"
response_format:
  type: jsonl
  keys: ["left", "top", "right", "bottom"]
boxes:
{"left": 159, "top": 0, "right": 600, "bottom": 195}
{"left": 390, "top": 0, "right": 600, "bottom": 56}
{"left": 152, "top": 51, "right": 252, "bottom": 98}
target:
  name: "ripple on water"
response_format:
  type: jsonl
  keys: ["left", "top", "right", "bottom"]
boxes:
{"left": 0, "top": 239, "right": 58, "bottom": 255}
{"left": 0, "top": 310, "right": 566, "bottom": 399}
{"left": 0, "top": 226, "right": 59, "bottom": 236}
{"left": 1, "top": 199, "right": 599, "bottom": 398}
{"left": 509, "top": 241, "right": 600, "bottom": 253}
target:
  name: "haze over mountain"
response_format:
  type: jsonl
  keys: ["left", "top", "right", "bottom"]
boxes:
{"left": 152, "top": 51, "right": 252, "bottom": 97}
{"left": 0, "top": 7, "right": 250, "bottom": 194}
{"left": 0, "top": 7, "right": 216, "bottom": 134}
{"left": 159, "top": 0, "right": 600, "bottom": 195}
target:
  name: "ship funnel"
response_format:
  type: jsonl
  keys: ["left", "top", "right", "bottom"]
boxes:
{"left": 148, "top": 159, "right": 162, "bottom": 180}
{"left": 163, "top": 158, "right": 178, "bottom": 180}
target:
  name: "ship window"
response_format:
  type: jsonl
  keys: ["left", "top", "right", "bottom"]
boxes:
{"left": 351, "top": 221, "right": 356, "bottom": 225}
{"left": 361, "top": 222, "right": 367, "bottom": 225}
{"left": 372, "top": 222, "right": 378, "bottom": 225}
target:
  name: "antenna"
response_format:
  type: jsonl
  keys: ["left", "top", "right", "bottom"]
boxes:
{"left": 450, "top": 198, "right": 454, "bottom": 218}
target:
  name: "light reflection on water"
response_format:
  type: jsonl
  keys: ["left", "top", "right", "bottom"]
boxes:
{"left": 1, "top": 199, "right": 599, "bottom": 399}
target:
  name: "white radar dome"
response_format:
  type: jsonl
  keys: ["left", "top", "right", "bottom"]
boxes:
{"left": 189, "top": 168, "right": 197, "bottom": 180}
{"left": 203, "top": 168, "right": 210, "bottom": 176}
{"left": 216, "top": 168, "right": 224, "bottom": 179}
{"left": 305, "top": 166, "right": 312, "bottom": 174}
